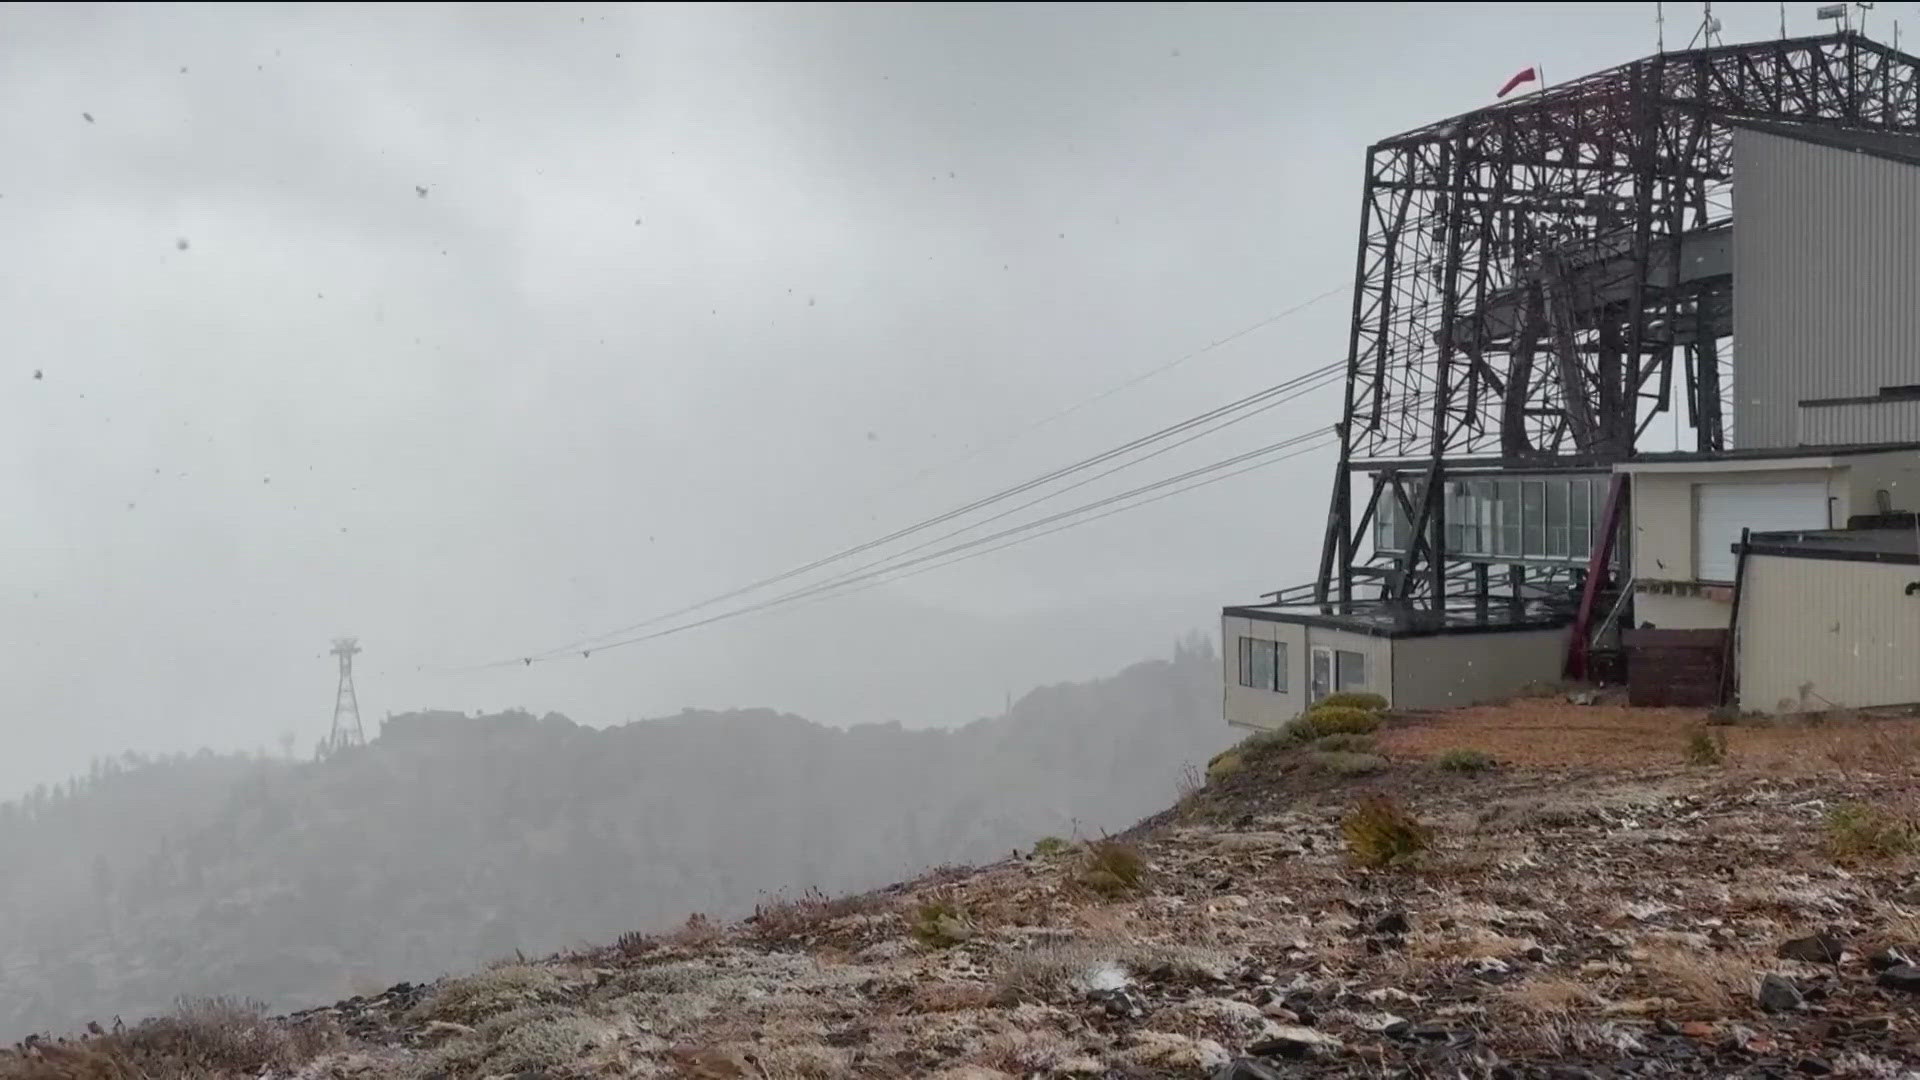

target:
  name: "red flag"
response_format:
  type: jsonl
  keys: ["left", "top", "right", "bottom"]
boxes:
{"left": 1497, "top": 66, "right": 1538, "bottom": 98}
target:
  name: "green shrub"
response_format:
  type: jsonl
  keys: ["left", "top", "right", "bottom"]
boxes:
{"left": 1310, "top": 750, "right": 1388, "bottom": 776}
{"left": 1684, "top": 728, "right": 1727, "bottom": 766}
{"left": 910, "top": 899, "right": 974, "bottom": 948}
{"left": 1031, "top": 836, "right": 1071, "bottom": 857}
{"left": 1824, "top": 803, "right": 1919, "bottom": 865}
{"left": 1205, "top": 751, "right": 1246, "bottom": 782}
{"left": 1436, "top": 748, "right": 1495, "bottom": 773}
{"left": 1318, "top": 691, "right": 1388, "bottom": 712}
{"left": 1085, "top": 839, "right": 1145, "bottom": 888}
{"left": 1313, "top": 732, "right": 1377, "bottom": 754}
{"left": 1341, "top": 796, "right": 1433, "bottom": 868}
{"left": 1303, "top": 705, "right": 1382, "bottom": 736}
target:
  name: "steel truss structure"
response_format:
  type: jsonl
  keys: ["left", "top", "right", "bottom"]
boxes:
{"left": 1294, "top": 31, "right": 1920, "bottom": 621}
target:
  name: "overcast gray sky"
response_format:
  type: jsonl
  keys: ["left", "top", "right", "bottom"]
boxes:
{"left": 1, "top": 1, "right": 1870, "bottom": 796}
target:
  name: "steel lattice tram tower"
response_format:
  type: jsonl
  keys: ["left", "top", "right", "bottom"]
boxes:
{"left": 1295, "top": 31, "right": 1920, "bottom": 616}
{"left": 327, "top": 637, "right": 365, "bottom": 752}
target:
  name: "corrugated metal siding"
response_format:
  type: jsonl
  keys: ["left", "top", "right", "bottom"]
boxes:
{"left": 1736, "top": 555, "right": 1920, "bottom": 712}
{"left": 1799, "top": 399, "right": 1920, "bottom": 445}
{"left": 1733, "top": 129, "right": 1920, "bottom": 448}
{"left": 1390, "top": 628, "right": 1568, "bottom": 711}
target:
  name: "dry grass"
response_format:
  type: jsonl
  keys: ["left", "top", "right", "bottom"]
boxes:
{"left": 0, "top": 999, "right": 339, "bottom": 1080}
{"left": 749, "top": 888, "right": 887, "bottom": 945}
{"left": 666, "top": 913, "right": 723, "bottom": 951}
{"left": 907, "top": 981, "right": 999, "bottom": 1013}
{"left": 1637, "top": 947, "right": 1757, "bottom": 1016}
{"left": 1407, "top": 928, "right": 1532, "bottom": 961}
{"left": 411, "top": 965, "right": 569, "bottom": 1024}
{"left": 1504, "top": 975, "right": 1603, "bottom": 1015}
{"left": 1382, "top": 698, "right": 1920, "bottom": 775}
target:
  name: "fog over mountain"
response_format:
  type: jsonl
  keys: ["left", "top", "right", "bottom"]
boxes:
{"left": 0, "top": 642, "right": 1230, "bottom": 1038}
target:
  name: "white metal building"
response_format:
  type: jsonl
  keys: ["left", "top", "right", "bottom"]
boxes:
{"left": 1734, "top": 529, "right": 1920, "bottom": 713}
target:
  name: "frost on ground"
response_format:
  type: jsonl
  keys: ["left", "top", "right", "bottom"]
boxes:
{"left": 5, "top": 700, "right": 1920, "bottom": 1080}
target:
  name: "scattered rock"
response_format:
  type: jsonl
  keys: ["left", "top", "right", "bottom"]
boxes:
{"left": 1797, "top": 1057, "right": 1834, "bottom": 1076}
{"left": 1776, "top": 932, "right": 1845, "bottom": 963}
{"left": 1875, "top": 964, "right": 1920, "bottom": 994}
{"left": 1866, "top": 948, "right": 1910, "bottom": 972}
{"left": 1372, "top": 911, "right": 1410, "bottom": 935}
{"left": 1246, "top": 1025, "right": 1342, "bottom": 1058}
{"left": 1758, "top": 974, "right": 1804, "bottom": 1012}
{"left": 1213, "top": 1059, "right": 1285, "bottom": 1080}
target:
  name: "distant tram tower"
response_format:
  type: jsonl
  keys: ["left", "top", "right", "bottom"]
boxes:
{"left": 326, "top": 637, "right": 365, "bottom": 752}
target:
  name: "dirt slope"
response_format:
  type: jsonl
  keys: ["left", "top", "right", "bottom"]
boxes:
{"left": 7, "top": 701, "right": 1920, "bottom": 1080}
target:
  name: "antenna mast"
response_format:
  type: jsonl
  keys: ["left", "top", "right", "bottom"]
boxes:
{"left": 327, "top": 637, "right": 365, "bottom": 753}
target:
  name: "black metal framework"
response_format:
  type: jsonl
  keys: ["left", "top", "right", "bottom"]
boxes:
{"left": 1303, "top": 31, "right": 1920, "bottom": 619}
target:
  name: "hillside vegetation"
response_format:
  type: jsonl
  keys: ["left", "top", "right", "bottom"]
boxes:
{"left": 8, "top": 698, "right": 1920, "bottom": 1079}
{"left": 0, "top": 641, "right": 1233, "bottom": 1038}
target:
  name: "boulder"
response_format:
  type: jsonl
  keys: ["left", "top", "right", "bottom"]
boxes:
{"left": 1776, "top": 932, "right": 1845, "bottom": 963}
{"left": 1757, "top": 973, "right": 1804, "bottom": 1013}
{"left": 1876, "top": 964, "right": 1920, "bottom": 994}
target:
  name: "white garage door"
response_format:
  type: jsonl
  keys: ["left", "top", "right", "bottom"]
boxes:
{"left": 1694, "top": 481, "right": 1830, "bottom": 581}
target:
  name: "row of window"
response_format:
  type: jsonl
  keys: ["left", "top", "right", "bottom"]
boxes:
{"left": 1374, "top": 475, "right": 1607, "bottom": 563}
{"left": 1236, "top": 637, "right": 1368, "bottom": 699}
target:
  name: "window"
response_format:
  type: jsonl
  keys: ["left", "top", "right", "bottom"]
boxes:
{"left": 1470, "top": 479, "right": 1494, "bottom": 556}
{"left": 1544, "top": 478, "right": 1569, "bottom": 557}
{"left": 1334, "top": 650, "right": 1367, "bottom": 692}
{"left": 1569, "top": 478, "right": 1592, "bottom": 559}
{"left": 1236, "top": 637, "right": 1287, "bottom": 692}
{"left": 1521, "top": 480, "right": 1546, "bottom": 557}
{"left": 1373, "top": 495, "right": 1397, "bottom": 554}
{"left": 1495, "top": 480, "right": 1521, "bottom": 556}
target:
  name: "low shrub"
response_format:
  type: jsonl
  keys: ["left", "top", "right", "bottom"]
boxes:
{"left": 1436, "top": 748, "right": 1495, "bottom": 773}
{"left": 1317, "top": 691, "right": 1388, "bottom": 712}
{"left": 1341, "top": 795, "right": 1433, "bottom": 868}
{"left": 412, "top": 965, "right": 566, "bottom": 1024}
{"left": 1084, "top": 840, "right": 1145, "bottom": 889}
{"left": 749, "top": 887, "right": 884, "bottom": 944}
{"left": 1313, "top": 732, "right": 1377, "bottom": 754}
{"left": 1824, "top": 802, "right": 1919, "bottom": 865}
{"left": 1079, "top": 869, "right": 1132, "bottom": 898}
{"left": 1031, "top": 836, "right": 1072, "bottom": 857}
{"left": 1205, "top": 751, "right": 1246, "bottom": 782}
{"left": 1, "top": 998, "right": 343, "bottom": 1080}
{"left": 910, "top": 898, "right": 975, "bottom": 948}
{"left": 1310, "top": 750, "right": 1388, "bottom": 777}
{"left": 1684, "top": 728, "right": 1728, "bottom": 766}
{"left": 1302, "top": 705, "right": 1381, "bottom": 736}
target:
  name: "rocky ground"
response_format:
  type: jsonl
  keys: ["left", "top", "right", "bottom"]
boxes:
{"left": 6, "top": 700, "right": 1919, "bottom": 1080}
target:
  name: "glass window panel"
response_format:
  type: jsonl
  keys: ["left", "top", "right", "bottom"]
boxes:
{"left": 1249, "top": 637, "right": 1275, "bottom": 691}
{"left": 1496, "top": 480, "right": 1521, "bottom": 556}
{"left": 1310, "top": 648, "right": 1332, "bottom": 702}
{"left": 1272, "top": 642, "right": 1288, "bottom": 691}
{"left": 1546, "top": 478, "right": 1570, "bottom": 558}
{"left": 1374, "top": 490, "right": 1396, "bottom": 553}
{"left": 1237, "top": 637, "right": 1254, "bottom": 687}
{"left": 1522, "top": 480, "right": 1545, "bottom": 557}
{"left": 1470, "top": 480, "right": 1494, "bottom": 556}
{"left": 1569, "top": 478, "right": 1592, "bottom": 559}
{"left": 1335, "top": 650, "right": 1367, "bottom": 691}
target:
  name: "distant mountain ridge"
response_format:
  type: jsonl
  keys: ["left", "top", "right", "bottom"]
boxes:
{"left": 0, "top": 639, "right": 1233, "bottom": 1038}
